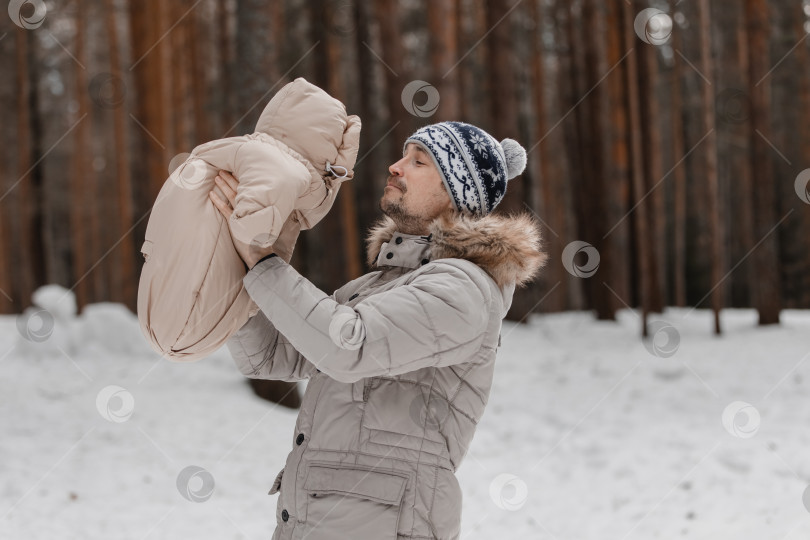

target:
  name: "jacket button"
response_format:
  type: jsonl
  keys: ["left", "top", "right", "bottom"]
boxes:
{"left": 421, "top": 258, "right": 429, "bottom": 265}
{"left": 395, "top": 237, "right": 402, "bottom": 244}
{"left": 281, "top": 509, "right": 289, "bottom": 522}
{"left": 386, "top": 252, "right": 393, "bottom": 259}
{"left": 349, "top": 293, "right": 359, "bottom": 300}
{"left": 296, "top": 433, "right": 305, "bottom": 445}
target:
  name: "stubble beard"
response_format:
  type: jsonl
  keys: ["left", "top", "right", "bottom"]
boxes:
{"left": 379, "top": 192, "right": 426, "bottom": 234}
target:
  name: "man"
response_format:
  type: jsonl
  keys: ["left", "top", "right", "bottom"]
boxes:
{"left": 210, "top": 121, "right": 547, "bottom": 540}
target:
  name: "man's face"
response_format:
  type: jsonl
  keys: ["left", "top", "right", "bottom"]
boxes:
{"left": 380, "top": 143, "right": 453, "bottom": 234}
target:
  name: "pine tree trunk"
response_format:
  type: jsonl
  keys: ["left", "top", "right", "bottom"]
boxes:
{"left": 581, "top": 0, "right": 617, "bottom": 320}
{"left": 0, "top": 25, "right": 15, "bottom": 313}
{"left": 71, "top": 4, "right": 91, "bottom": 313}
{"left": 557, "top": 0, "right": 586, "bottom": 312}
{"left": 767, "top": 2, "right": 805, "bottom": 310}
{"left": 234, "top": 0, "right": 276, "bottom": 136}
{"left": 698, "top": 0, "right": 723, "bottom": 333}
{"left": 485, "top": 0, "right": 521, "bottom": 202}
{"left": 793, "top": 2, "right": 810, "bottom": 308}
{"left": 352, "top": 0, "right": 384, "bottom": 244}
{"left": 622, "top": 0, "right": 650, "bottom": 336}
{"left": 129, "top": 0, "right": 172, "bottom": 207}
{"left": 486, "top": 0, "right": 529, "bottom": 324}
{"left": 730, "top": 2, "right": 758, "bottom": 311}
{"left": 12, "top": 28, "right": 36, "bottom": 313}
{"left": 376, "top": 0, "right": 410, "bottom": 158}
{"left": 171, "top": 0, "right": 191, "bottom": 151}
{"left": 188, "top": 1, "right": 208, "bottom": 143}
{"left": 530, "top": 0, "right": 565, "bottom": 312}
{"left": 216, "top": 0, "right": 235, "bottom": 134}
{"left": 745, "top": 0, "right": 782, "bottom": 325}
{"left": 670, "top": 0, "right": 687, "bottom": 307}
{"left": 324, "top": 0, "right": 362, "bottom": 282}
{"left": 305, "top": 0, "right": 357, "bottom": 292}
{"left": 634, "top": 0, "right": 665, "bottom": 315}
{"left": 428, "top": 0, "right": 460, "bottom": 120}
{"left": 604, "top": 0, "right": 632, "bottom": 314}
{"left": 104, "top": 0, "right": 137, "bottom": 311}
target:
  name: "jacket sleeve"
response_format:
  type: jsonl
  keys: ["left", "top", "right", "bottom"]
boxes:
{"left": 228, "top": 140, "right": 311, "bottom": 250}
{"left": 225, "top": 308, "right": 317, "bottom": 381}
{"left": 242, "top": 256, "right": 493, "bottom": 383}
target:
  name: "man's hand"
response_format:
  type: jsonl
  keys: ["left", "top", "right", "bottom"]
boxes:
{"left": 209, "top": 170, "right": 275, "bottom": 269}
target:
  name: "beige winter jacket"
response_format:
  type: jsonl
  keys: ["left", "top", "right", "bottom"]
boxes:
{"left": 137, "top": 78, "right": 361, "bottom": 361}
{"left": 226, "top": 211, "right": 546, "bottom": 540}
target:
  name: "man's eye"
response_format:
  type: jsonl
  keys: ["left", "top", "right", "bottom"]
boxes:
{"left": 415, "top": 161, "right": 424, "bottom": 166}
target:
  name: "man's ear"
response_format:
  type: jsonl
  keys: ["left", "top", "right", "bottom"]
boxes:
{"left": 443, "top": 188, "right": 455, "bottom": 211}
{"left": 440, "top": 196, "right": 455, "bottom": 217}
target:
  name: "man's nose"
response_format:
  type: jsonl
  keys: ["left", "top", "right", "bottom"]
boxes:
{"left": 389, "top": 158, "right": 404, "bottom": 176}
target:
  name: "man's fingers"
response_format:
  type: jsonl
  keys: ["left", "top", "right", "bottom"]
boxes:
{"left": 218, "top": 170, "right": 239, "bottom": 189}
{"left": 217, "top": 171, "right": 240, "bottom": 207}
{"left": 208, "top": 191, "right": 222, "bottom": 208}
{"left": 214, "top": 175, "right": 237, "bottom": 205}
{"left": 208, "top": 191, "right": 233, "bottom": 218}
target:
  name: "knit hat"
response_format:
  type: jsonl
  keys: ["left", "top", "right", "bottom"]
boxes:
{"left": 404, "top": 121, "right": 527, "bottom": 216}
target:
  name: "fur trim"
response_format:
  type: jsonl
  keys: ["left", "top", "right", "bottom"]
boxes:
{"left": 365, "top": 211, "right": 548, "bottom": 288}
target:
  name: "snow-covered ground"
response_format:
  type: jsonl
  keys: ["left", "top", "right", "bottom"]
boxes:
{"left": 1, "top": 288, "right": 809, "bottom": 539}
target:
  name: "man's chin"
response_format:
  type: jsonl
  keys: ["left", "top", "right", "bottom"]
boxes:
{"left": 379, "top": 197, "right": 390, "bottom": 216}
{"left": 380, "top": 193, "right": 399, "bottom": 210}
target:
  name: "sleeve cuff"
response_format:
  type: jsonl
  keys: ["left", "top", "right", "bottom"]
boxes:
{"left": 248, "top": 252, "right": 278, "bottom": 272}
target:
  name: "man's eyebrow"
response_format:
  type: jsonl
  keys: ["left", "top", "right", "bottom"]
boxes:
{"left": 404, "top": 144, "right": 428, "bottom": 157}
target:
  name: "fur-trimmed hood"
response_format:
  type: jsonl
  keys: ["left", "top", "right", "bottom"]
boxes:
{"left": 365, "top": 211, "right": 548, "bottom": 288}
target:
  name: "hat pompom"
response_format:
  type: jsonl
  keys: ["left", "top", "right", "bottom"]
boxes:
{"left": 500, "top": 138, "right": 527, "bottom": 180}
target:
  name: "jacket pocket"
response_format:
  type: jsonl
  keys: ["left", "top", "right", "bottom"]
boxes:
{"left": 300, "top": 462, "right": 408, "bottom": 540}
{"left": 367, "top": 427, "right": 448, "bottom": 458}
{"left": 268, "top": 467, "right": 284, "bottom": 495}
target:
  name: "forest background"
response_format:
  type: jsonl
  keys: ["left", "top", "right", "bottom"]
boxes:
{"left": 2, "top": 0, "right": 809, "bottom": 337}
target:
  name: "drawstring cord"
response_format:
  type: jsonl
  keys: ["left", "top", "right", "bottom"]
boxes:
{"left": 325, "top": 162, "right": 349, "bottom": 180}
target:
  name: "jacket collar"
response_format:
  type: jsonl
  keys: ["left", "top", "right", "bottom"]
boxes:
{"left": 371, "top": 231, "right": 433, "bottom": 270}
{"left": 365, "top": 211, "right": 547, "bottom": 288}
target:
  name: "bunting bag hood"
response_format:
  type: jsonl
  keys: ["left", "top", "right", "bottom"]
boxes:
{"left": 137, "top": 77, "right": 361, "bottom": 361}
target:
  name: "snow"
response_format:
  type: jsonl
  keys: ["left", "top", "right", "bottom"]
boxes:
{"left": 1, "top": 288, "right": 809, "bottom": 539}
